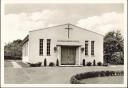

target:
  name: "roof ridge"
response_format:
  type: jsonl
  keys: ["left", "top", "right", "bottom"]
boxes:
{"left": 70, "top": 24, "right": 104, "bottom": 36}
{"left": 29, "top": 23, "right": 104, "bottom": 36}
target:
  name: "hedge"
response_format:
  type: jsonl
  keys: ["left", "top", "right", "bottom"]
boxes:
{"left": 70, "top": 70, "right": 124, "bottom": 84}
{"left": 29, "top": 62, "right": 42, "bottom": 67}
{"left": 49, "top": 62, "right": 55, "bottom": 67}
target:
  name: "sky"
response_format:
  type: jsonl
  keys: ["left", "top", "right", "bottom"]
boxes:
{"left": 4, "top": 3, "right": 124, "bottom": 44}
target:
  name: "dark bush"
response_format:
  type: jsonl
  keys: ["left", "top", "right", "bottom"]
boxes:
{"left": 110, "top": 52, "right": 124, "bottom": 65}
{"left": 56, "top": 59, "right": 59, "bottom": 66}
{"left": 49, "top": 62, "right": 55, "bottom": 66}
{"left": 120, "top": 71, "right": 124, "bottom": 76}
{"left": 70, "top": 76, "right": 80, "bottom": 84}
{"left": 105, "top": 71, "right": 110, "bottom": 76}
{"left": 44, "top": 58, "right": 47, "bottom": 66}
{"left": 100, "top": 71, "right": 105, "bottom": 77}
{"left": 29, "top": 62, "right": 42, "bottom": 67}
{"left": 86, "top": 62, "right": 92, "bottom": 66}
{"left": 97, "top": 61, "right": 102, "bottom": 66}
{"left": 70, "top": 70, "right": 124, "bottom": 84}
{"left": 93, "top": 60, "right": 96, "bottom": 66}
{"left": 83, "top": 59, "right": 85, "bottom": 66}
{"left": 94, "top": 71, "right": 100, "bottom": 77}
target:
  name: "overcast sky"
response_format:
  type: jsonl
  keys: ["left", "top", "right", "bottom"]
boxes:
{"left": 4, "top": 3, "right": 124, "bottom": 43}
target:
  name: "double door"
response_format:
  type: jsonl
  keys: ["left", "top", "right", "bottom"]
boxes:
{"left": 61, "top": 46, "right": 76, "bottom": 65}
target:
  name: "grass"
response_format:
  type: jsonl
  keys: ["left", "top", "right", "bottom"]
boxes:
{"left": 4, "top": 64, "right": 124, "bottom": 84}
{"left": 4, "top": 60, "right": 13, "bottom": 67}
{"left": 80, "top": 76, "right": 123, "bottom": 84}
{"left": 4, "top": 60, "right": 29, "bottom": 68}
{"left": 16, "top": 61, "right": 29, "bottom": 67}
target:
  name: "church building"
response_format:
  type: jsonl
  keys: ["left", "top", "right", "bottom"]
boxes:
{"left": 22, "top": 23, "right": 103, "bottom": 66}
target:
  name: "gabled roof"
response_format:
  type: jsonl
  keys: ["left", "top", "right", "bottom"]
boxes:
{"left": 29, "top": 23, "right": 104, "bottom": 36}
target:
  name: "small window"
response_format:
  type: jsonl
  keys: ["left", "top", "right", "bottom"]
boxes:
{"left": 91, "top": 41, "right": 94, "bottom": 55}
{"left": 47, "top": 39, "right": 51, "bottom": 56}
{"left": 39, "top": 39, "right": 43, "bottom": 56}
{"left": 85, "top": 41, "right": 88, "bottom": 55}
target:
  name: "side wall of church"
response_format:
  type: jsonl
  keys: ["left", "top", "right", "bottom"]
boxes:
{"left": 22, "top": 41, "right": 29, "bottom": 63}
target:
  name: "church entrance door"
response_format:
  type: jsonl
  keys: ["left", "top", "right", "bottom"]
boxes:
{"left": 61, "top": 46, "right": 76, "bottom": 65}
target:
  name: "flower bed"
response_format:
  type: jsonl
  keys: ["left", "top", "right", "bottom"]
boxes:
{"left": 70, "top": 71, "right": 124, "bottom": 84}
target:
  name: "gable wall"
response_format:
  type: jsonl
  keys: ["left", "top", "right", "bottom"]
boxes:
{"left": 28, "top": 25, "right": 103, "bottom": 65}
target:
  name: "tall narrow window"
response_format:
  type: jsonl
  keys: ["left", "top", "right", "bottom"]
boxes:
{"left": 47, "top": 39, "right": 51, "bottom": 56}
{"left": 91, "top": 41, "right": 94, "bottom": 55}
{"left": 39, "top": 39, "right": 43, "bottom": 56}
{"left": 85, "top": 41, "right": 88, "bottom": 55}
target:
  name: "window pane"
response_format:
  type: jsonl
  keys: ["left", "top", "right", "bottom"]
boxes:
{"left": 39, "top": 39, "right": 43, "bottom": 56}
{"left": 85, "top": 41, "right": 88, "bottom": 55}
{"left": 91, "top": 41, "right": 94, "bottom": 55}
{"left": 47, "top": 39, "right": 51, "bottom": 56}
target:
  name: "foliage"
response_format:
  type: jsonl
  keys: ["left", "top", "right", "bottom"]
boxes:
{"left": 86, "top": 62, "right": 92, "bottom": 66}
{"left": 97, "top": 62, "right": 102, "bottom": 66}
{"left": 4, "top": 39, "right": 22, "bottom": 60}
{"left": 70, "top": 71, "right": 124, "bottom": 84}
{"left": 93, "top": 60, "right": 96, "bottom": 66}
{"left": 44, "top": 58, "right": 47, "bottom": 66}
{"left": 110, "top": 52, "right": 124, "bottom": 65}
{"left": 56, "top": 59, "right": 59, "bottom": 66}
{"left": 29, "top": 62, "right": 42, "bottom": 67}
{"left": 104, "top": 31, "right": 124, "bottom": 64}
{"left": 83, "top": 59, "right": 85, "bottom": 66}
{"left": 49, "top": 62, "right": 55, "bottom": 66}
{"left": 70, "top": 76, "right": 80, "bottom": 84}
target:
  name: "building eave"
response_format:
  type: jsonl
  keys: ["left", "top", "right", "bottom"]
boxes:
{"left": 29, "top": 23, "right": 104, "bottom": 37}
{"left": 22, "top": 35, "right": 29, "bottom": 45}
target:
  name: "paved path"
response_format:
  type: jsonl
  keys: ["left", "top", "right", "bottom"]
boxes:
{"left": 11, "top": 61, "right": 22, "bottom": 68}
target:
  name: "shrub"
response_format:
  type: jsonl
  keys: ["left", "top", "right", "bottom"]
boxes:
{"left": 93, "top": 60, "right": 96, "bottom": 66}
{"left": 110, "top": 52, "right": 124, "bottom": 65}
{"left": 86, "top": 62, "right": 92, "bottom": 66}
{"left": 83, "top": 59, "right": 85, "bottom": 66}
{"left": 29, "top": 62, "right": 42, "bottom": 67}
{"left": 100, "top": 71, "right": 105, "bottom": 77}
{"left": 70, "top": 71, "right": 124, "bottom": 84}
{"left": 37, "top": 62, "right": 42, "bottom": 66}
{"left": 49, "top": 62, "right": 55, "bottom": 66}
{"left": 44, "top": 58, "right": 47, "bottom": 66}
{"left": 97, "top": 61, "right": 102, "bottom": 66}
{"left": 105, "top": 71, "right": 110, "bottom": 76}
{"left": 56, "top": 59, "right": 59, "bottom": 66}
{"left": 70, "top": 76, "right": 80, "bottom": 84}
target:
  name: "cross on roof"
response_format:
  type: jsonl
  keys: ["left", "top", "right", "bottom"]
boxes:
{"left": 65, "top": 24, "right": 73, "bottom": 38}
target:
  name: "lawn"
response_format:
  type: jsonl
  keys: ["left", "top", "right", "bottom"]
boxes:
{"left": 80, "top": 76, "right": 124, "bottom": 84}
{"left": 4, "top": 61, "right": 124, "bottom": 84}
{"left": 4, "top": 60, "right": 13, "bottom": 67}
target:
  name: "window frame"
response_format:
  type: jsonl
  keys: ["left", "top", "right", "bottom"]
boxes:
{"left": 47, "top": 39, "right": 51, "bottom": 56}
{"left": 39, "top": 39, "right": 43, "bottom": 56}
{"left": 85, "top": 41, "right": 88, "bottom": 56}
{"left": 91, "top": 41, "right": 95, "bottom": 56}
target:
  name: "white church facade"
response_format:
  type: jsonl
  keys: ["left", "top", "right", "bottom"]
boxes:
{"left": 22, "top": 24, "right": 103, "bottom": 66}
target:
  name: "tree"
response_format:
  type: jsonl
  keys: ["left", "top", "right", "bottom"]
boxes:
{"left": 4, "top": 39, "right": 22, "bottom": 60}
{"left": 104, "top": 30, "right": 124, "bottom": 64}
{"left": 56, "top": 59, "right": 59, "bottom": 66}
{"left": 93, "top": 60, "right": 96, "bottom": 66}
{"left": 44, "top": 58, "right": 47, "bottom": 66}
